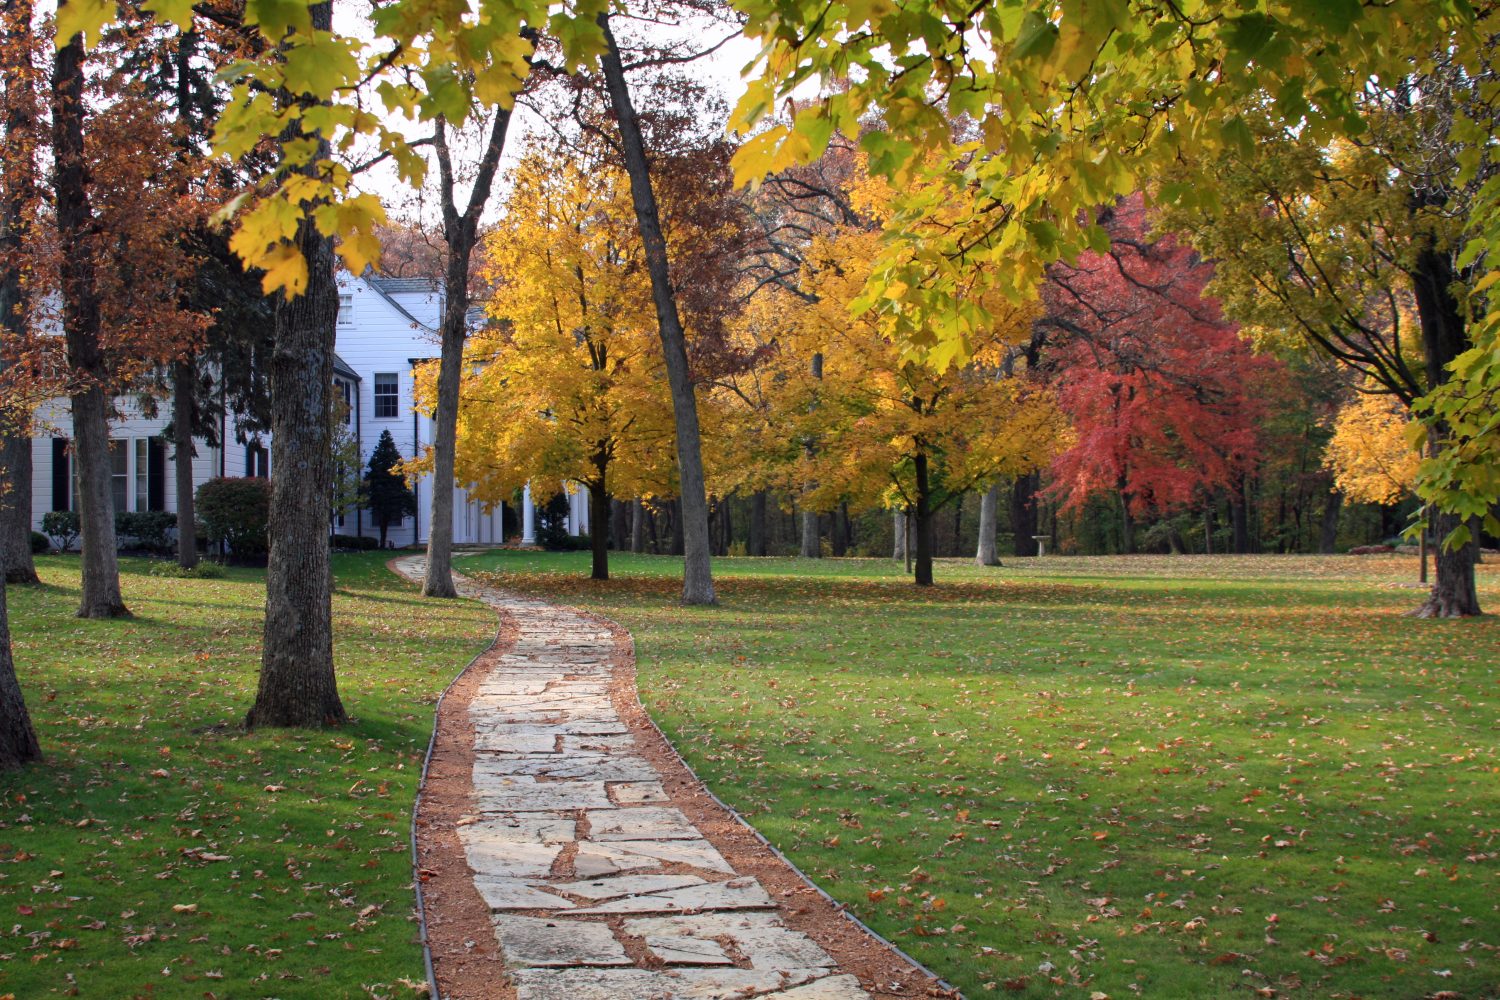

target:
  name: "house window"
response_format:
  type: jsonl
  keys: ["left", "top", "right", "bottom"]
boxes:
{"left": 110, "top": 440, "right": 128, "bottom": 513}
{"left": 339, "top": 379, "right": 353, "bottom": 423}
{"left": 338, "top": 292, "right": 354, "bottom": 327}
{"left": 135, "top": 439, "right": 150, "bottom": 512}
{"left": 245, "top": 442, "right": 269, "bottom": 478}
{"left": 132, "top": 438, "right": 166, "bottom": 511}
{"left": 374, "top": 373, "right": 399, "bottom": 419}
{"left": 51, "top": 438, "right": 70, "bottom": 511}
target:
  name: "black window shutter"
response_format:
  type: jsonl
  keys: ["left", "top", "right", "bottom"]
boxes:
{"left": 245, "top": 444, "right": 255, "bottom": 478}
{"left": 149, "top": 438, "right": 166, "bottom": 511}
{"left": 51, "top": 438, "right": 69, "bottom": 511}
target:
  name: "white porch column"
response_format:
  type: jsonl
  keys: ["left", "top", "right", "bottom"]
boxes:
{"left": 522, "top": 484, "right": 536, "bottom": 544}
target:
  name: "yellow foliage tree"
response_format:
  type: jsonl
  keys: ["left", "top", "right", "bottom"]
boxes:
{"left": 413, "top": 143, "right": 688, "bottom": 580}
{"left": 1324, "top": 392, "right": 1422, "bottom": 507}
{"left": 722, "top": 176, "right": 1068, "bottom": 584}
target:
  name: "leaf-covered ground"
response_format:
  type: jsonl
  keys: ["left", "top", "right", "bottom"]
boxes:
{"left": 467, "top": 550, "right": 1500, "bottom": 1000}
{"left": 0, "top": 554, "right": 494, "bottom": 1000}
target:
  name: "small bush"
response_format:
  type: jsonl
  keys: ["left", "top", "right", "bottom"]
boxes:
{"left": 331, "top": 533, "right": 380, "bottom": 551}
{"left": 30, "top": 531, "right": 50, "bottom": 554}
{"left": 146, "top": 560, "right": 226, "bottom": 579}
{"left": 116, "top": 510, "right": 176, "bottom": 552}
{"left": 41, "top": 510, "right": 80, "bottom": 552}
{"left": 196, "top": 477, "right": 271, "bottom": 559}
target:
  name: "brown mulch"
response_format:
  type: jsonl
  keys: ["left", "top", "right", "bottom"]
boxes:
{"left": 410, "top": 573, "right": 956, "bottom": 1000}
{"left": 412, "top": 603, "right": 521, "bottom": 1000}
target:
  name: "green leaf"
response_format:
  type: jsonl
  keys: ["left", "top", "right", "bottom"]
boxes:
{"left": 142, "top": 0, "right": 196, "bottom": 28}
{"left": 55, "top": 0, "right": 114, "bottom": 46}
{"left": 245, "top": 0, "right": 312, "bottom": 38}
{"left": 1012, "top": 12, "right": 1059, "bottom": 61}
{"left": 282, "top": 33, "right": 360, "bottom": 97}
{"left": 1225, "top": 13, "right": 1276, "bottom": 64}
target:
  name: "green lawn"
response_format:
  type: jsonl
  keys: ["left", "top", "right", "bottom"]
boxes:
{"left": 465, "top": 550, "right": 1500, "bottom": 1000}
{"left": 0, "top": 553, "right": 495, "bottom": 1000}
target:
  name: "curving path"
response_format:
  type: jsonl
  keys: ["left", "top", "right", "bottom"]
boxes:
{"left": 395, "top": 556, "right": 875, "bottom": 1000}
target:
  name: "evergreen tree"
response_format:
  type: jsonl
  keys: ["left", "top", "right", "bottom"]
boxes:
{"left": 364, "top": 430, "right": 416, "bottom": 548}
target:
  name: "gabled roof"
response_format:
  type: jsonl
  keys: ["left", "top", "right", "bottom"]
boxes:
{"left": 367, "top": 276, "right": 439, "bottom": 295}
{"left": 359, "top": 271, "right": 437, "bottom": 333}
{"left": 332, "top": 353, "right": 361, "bottom": 382}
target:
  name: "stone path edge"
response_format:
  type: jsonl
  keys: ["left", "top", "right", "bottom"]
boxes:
{"left": 392, "top": 555, "right": 959, "bottom": 999}
{"left": 574, "top": 601, "right": 959, "bottom": 1000}
{"left": 594, "top": 617, "right": 948, "bottom": 1000}
{"left": 388, "top": 556, "right": 507, "bottom": 1000}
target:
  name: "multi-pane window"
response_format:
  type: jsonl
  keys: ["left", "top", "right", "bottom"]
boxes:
{"left": 374, "top": 373, "right": 399, "bottom": 418}
{"left": 337, "top": 292, "right": 354, "bottom": 327}
{"left": 109, "top": 440, "right": 128, "bottom": 513}
{"left": 135, "top": 439, "right": 150, "bottom": 512}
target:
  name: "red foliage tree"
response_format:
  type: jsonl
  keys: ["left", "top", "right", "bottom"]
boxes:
{"left": 1043, "top": 196, "right": 1276, "bottom": 551}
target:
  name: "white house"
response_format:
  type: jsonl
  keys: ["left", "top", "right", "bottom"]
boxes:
{"left": 29, "top": 270, "right": 589, "bottom": 547}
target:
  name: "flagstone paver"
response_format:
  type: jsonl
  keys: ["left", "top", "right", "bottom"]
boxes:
{"left": 397, "top": 555, "right": 873, "bottom": 1000}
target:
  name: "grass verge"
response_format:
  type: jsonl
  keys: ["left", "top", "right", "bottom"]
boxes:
{"left": 466, "top": 550, "right": 1500, "bottom": 1000}
{"left": 0, "top": 553, "right": 494, "bottom": 1000}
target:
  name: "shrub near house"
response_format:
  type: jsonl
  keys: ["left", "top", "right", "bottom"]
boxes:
{"left": 196, "top": 477, "right": 271, "bottom": 560}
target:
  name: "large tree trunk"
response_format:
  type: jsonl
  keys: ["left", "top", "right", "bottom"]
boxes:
{"left": 630, "top": 498, "right": 644, "bottom": 553}
{"left": 799, "top": 509, "right": 820, "bottom": 558}
{"left": 589, "top": 459, "right": 609, "bottom": 580}
{"left": 748, "top": 491, "right": 768, "bottom": 556}
{"left": 0, "top": 582, "right": 40, "bottom": 769}
{"left": 247, "top": 3, "right": 348, "bottom": 728}
{"left": 423, "top": 107, "right": 513, "bottom": 599}
{"left": 0, "top": 0, "right": 37, "bottom": 587}
{"left": 1411, "top": 243, "right": 1480, "bottom": 616}
{"left": 893, "top": 508, "right": 907, "bottom": 560}
{"left": 598, "top": 16, "right": 714, "bottom": 605}
{"left": 0, "top": 433, "right": 36, "bottom": 583}
{"left": 1011, "top": 471, "right": 1039, "bottom": 557}
{"left": 830, "top": 503, "right": 848, "bottom": 556}
{"left": 913, "top": 452, "right": 935, "bottom": 586}
{"left": 53, "top": 32, "right": 127, "bottom": 618}
{"left": 976, "top": 481, "right": 1001, "bottom": 566}
{"left": 1318, "top": 489, "right": 1342, "bottom": 555}
{"left": 172, "top": 359, "right": 198, "bottom": 569}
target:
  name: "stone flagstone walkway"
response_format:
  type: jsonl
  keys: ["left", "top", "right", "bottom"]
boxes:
{"left": 396, "top": 556, "right": 873, "bottom": 1000}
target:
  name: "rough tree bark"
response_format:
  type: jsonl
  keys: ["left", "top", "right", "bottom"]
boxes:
{"left": 246, "top": 0, "right": 347, "bottom": 728}
{"left": 1318, "top": 489, "right": 1342, "bottom": 555}
{"left": 1011, "top": 471, "right": 1039, "bottom": 557}
{"left": 975, "top": 481, "right": 1001, "bottom": 566}
{"left": 748, "top": 491, "right": 768, "bottom": 556}
{"left": 893, "top": 508, "right": 907, "bottom": 560}
{"left": 913, "top": 452, "right": 935, "bottom": 586}
{"left": 589, "top": 454, "right": 609, "bottom": 581}
{"left": 799, "top": 509, "right": 820, "bottom": 558}
{"left": 0, "top": 0, "right": 37, "bottom": 586}
{"left": 423, "top": 106, "right": 513, "bottom": 599}
{"left": 172, "top": 359, "right": 199, "bottom": 568}
{"left": 0, "top": 583, "right": 40, "bottom": 769}
{"left": 53, "top": 31, "right": 127, "bottom": 618}
{"left": 1410, "top": 244, "right": 1480, "bottom": 616}
{"left": 598, "top": 15, "right": 714, "bottom": 604}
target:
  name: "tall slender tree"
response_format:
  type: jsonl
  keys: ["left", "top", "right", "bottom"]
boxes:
{"left": 422, "top": 103, "right": 515, "bottom": 598}
{"left": 51, "top": 17, "right": 126, "bottom": 618}
{"left": 244, "top": 0, "right": 347, "bottom": 729}
{"left": 596, "top": 14, "right": 716, "bottom": 604}
{"left": 0, "top": 0, "right": 38, "bottom": 586}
